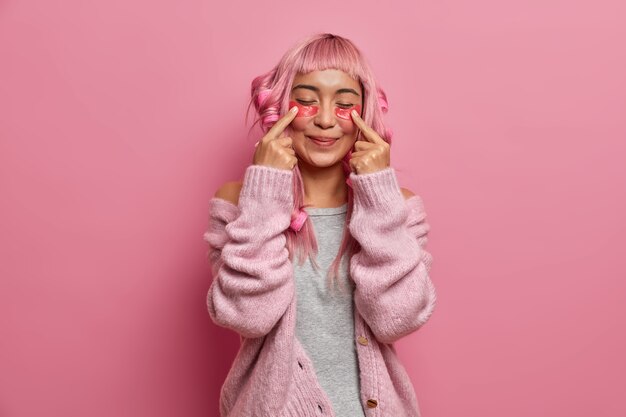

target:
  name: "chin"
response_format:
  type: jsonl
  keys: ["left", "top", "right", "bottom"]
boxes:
{"left": 300, "top": 154, "right": 348, "bottom": 168}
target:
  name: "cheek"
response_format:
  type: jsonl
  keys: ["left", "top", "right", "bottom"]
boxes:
{"left": 335, "top": 104, "right": 361, "bottom": 133}
{"left": 337, "top": 118, "right": 357, "bottom": 134}
{"left": 286, "top": 101, "right": 312, "bottom": 132}
{"left": 290, "top": 118, "right": 308, "bottom": 131}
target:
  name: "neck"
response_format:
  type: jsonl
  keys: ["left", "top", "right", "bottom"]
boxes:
{"left": 298, "top": 162, "right": 349, "bottom": 208}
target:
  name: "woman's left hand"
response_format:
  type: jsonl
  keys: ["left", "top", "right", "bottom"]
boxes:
{"left": 348, "top": 109, "right": 391, "bottom": 175}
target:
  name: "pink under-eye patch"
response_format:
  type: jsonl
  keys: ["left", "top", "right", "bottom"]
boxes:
{"left": 335, "top": 104, "right": 362, "bottom": 120}
{"left": 288, "top": 100, "right": 362, "bottom": 120}
{"left": 289, "top": 100, "right": 318, "bottom": 117}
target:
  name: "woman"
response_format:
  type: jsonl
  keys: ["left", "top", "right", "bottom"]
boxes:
{"left": 204, "top": 33, "right": 436, "bottom": 417}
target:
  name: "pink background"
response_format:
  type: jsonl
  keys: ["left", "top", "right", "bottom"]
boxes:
{"left": 1, "top": 0, "right": 625, "bottom": 416}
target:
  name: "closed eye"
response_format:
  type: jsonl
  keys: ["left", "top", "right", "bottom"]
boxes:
{"left": 297, "top": 99, "right": 353, "bottom": 108}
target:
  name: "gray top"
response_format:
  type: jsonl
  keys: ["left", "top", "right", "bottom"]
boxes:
{"left": 293, "top": 203, "right": 366, "bottom": 417}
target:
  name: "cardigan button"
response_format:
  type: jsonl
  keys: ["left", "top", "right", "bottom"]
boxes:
{"left": 366, "top": 398, "right": 378, "bottom": 408}
{"left": 357, "top": 336, "right": 369, "bottom": 346}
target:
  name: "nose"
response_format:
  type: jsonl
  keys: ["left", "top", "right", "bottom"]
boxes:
{"left": 313, "top": 102, "right": 337, "bottom": 129}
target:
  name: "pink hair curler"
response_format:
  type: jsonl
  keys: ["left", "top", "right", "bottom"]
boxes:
{"left": 290, "top": 209, "right": 308, "bottom": 232}
{"left": 261, "top": 114, "right": 279, "bottom": 129}
{"left": 257, "top": 88, "right": 273, "bottom": 107}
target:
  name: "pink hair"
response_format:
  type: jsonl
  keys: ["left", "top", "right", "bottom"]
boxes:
{"left": 245, "top": 33, "right": 393, "bottom": 295}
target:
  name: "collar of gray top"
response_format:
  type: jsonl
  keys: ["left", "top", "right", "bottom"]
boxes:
{"left": 303, "top": 203, "right": 348, "bottom": 216}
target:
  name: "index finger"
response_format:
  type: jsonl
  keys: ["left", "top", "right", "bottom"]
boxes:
{"left": 350, "top": 109, "right": 384, "bottom": 144}
{"left": 266, "top": 105, "right": 298, "bottom": 140}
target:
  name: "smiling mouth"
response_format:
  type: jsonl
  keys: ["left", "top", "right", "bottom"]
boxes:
{"left": 306, "top": 136, "right": 339, "bottom": 142}
{"left": 306, "top": 136, "right": 339, "bottom": 147}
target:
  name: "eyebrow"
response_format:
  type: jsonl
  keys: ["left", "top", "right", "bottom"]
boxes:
{"left": 291, "top": 84, "right": 361, "bottom": 97}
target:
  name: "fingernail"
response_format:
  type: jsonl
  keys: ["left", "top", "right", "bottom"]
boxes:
{"left": 290, "top": 106, "right": 298, "bottom": 113}
{"left": 351, "top": 110, "right": 357, "bottom": 116}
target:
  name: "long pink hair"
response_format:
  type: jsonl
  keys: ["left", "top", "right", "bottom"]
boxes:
{"left": 245, "top": 33, "right": 393, "bottom": 294}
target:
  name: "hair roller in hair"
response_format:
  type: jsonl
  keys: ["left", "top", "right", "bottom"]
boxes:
{"left": 256, "top": 88, "right": 273, "bottom": 108}
{"left": 290, "top": 209, "right": 308, "bottom": 232}
{"left": 261, "top": 114, "right": 279, "bottom": 130}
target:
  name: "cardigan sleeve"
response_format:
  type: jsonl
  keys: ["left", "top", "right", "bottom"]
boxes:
{"left": 348, "top": 167, "right": 436, "bottom": 344}
{"left": 203, "top": 164, "right": 295, "bottom": 338}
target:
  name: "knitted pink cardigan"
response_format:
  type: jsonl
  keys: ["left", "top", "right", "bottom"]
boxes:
{"left": 203, "top": 164, "right": 436, "bottom": 417}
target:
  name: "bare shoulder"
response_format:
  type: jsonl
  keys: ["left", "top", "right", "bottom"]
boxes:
{"left": 400, "top": 187, "right": 416, "bottom": 200}
{"left": 214, "top": 180, "right": 243, "bottom": 205}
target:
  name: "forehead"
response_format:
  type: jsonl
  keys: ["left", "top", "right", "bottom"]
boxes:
{"left": 292, "top": 69, "right": 361, "bottom": 94}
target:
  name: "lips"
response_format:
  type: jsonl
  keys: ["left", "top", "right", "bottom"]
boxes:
{"left": 306, "top": 136, "right": 339, "bottom": 147}
{"left": 307, "top": 136, "right": 338, "bottom": 142}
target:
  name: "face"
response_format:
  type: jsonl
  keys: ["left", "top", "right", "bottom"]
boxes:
{"left": 286, "top": 69, "right": 363, "bottom": 169}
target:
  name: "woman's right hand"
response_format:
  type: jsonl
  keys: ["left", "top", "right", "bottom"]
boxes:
{"left": 252, "top": 105, "right": 299, "bottom": 170}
